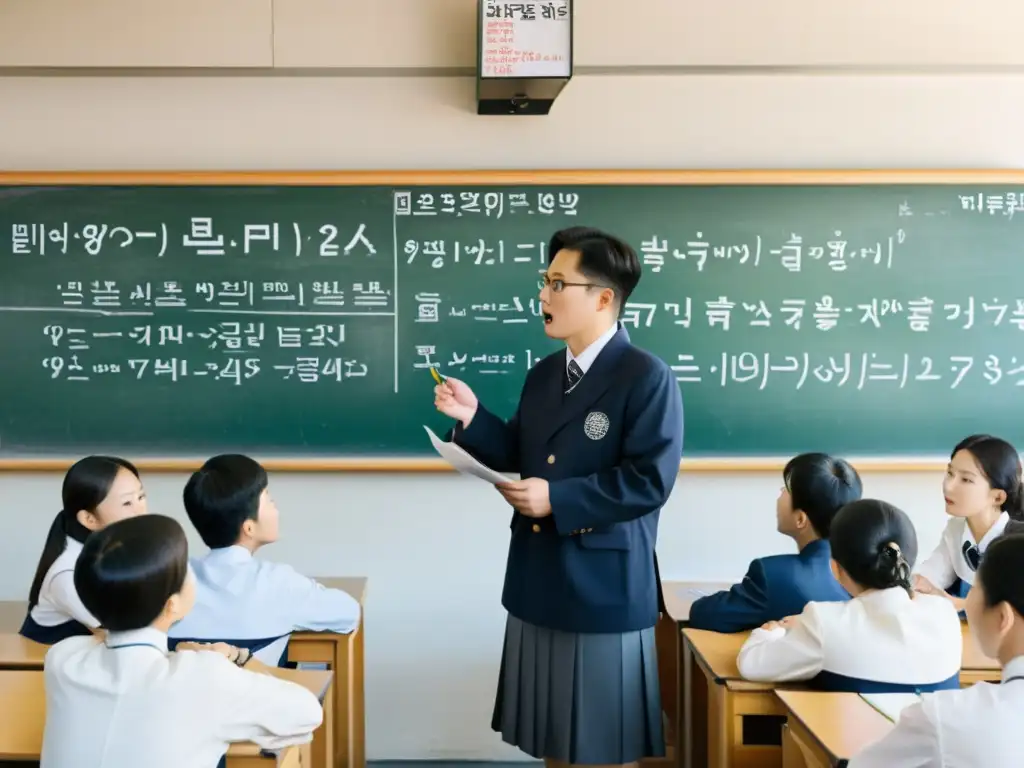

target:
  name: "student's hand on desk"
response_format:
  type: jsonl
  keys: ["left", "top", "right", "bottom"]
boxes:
{"left": 434, "top": 376, "right": 478, "bottom": 427}
{"left": 496, "top": 478, "right": 551, "bottom": 518}
{"left": 175, "top": 641, "right": 238, "bottom": 660}
{"left": 760, "top": 615, "right": 798, "bottom": 632}
{"left": 912, "top": 574, "right": 942, "bottom": 596}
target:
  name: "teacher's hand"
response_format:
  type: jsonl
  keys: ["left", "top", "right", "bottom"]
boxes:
{"left": 497, "top": 478, "right": 551, "bottom": 518}
{"left": 434, "top": 376, "right": 478, "bottom": 427}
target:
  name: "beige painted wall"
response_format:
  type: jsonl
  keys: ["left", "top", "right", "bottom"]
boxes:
{"left": 0, "top": 0, "right": 1017, "bottom": 759}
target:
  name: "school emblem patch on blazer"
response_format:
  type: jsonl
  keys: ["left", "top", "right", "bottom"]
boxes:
{"left": 583, "top": 411, "right": 610, "bottom": 440}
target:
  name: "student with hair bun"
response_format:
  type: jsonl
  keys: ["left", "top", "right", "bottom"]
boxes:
{"left": 21, "top": 455, "right": 147, "bottom": 644}
{"left": 848, "top": 532, "right": 1024, "bottom": 767}
{"left": 737, "top": 499, "right": 962, "bottom": 693}
{"left": 915, "top": 434, "right": 1024, "bottom": 611}
{"left": 40, "top": 514, "right": 323, "bottom": 768}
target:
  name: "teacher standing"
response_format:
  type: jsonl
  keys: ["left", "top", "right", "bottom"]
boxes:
{"left": 434, "top": 227, "right": 684, "bottom": 768}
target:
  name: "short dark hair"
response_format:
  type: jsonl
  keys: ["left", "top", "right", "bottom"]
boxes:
{"left": 829, "top": 499, "right": 918, "bottom": 597}
{"left": 952, "top": 434, "right": 1024, "bottom": 521}
{"left": 28, "top": 455, "right": 140, "bottom": 610}
{"left": 783, "top": 453, "right": 863, "bottom": 538}
{"left": 183, "top": 454, "right": 268, "bottom": 549}
{"left": 977, "top": 533, "right": 1024, "bottom": 616}
{"left": 548, "top": 226, "right": 642, "bottom": 311}
{"left": 74, "top": 515, "right": 189, "bottom": 632}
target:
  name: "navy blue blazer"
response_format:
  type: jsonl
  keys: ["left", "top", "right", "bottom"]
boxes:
{"left": 452, "top": 326, "right": 684, "bottom": 634}
{"left": 688, "top": 539, "right": 849, "bottom": 633}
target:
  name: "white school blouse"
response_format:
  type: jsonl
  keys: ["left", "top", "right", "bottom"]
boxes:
{"left": 915, "top": 512, "right": 1009, "bottom": 591}
{"left": 41, "top": 627, "right": 322, "bottom": 768}
{"left": 168, "top": 545, "right": 361, "bottom": 665}
{"left": 30, "top": 537, "right": 99, "bottom": 630}
{"left": 736, "top": 587, "right": 962, "bottom": 689}
{"left": 847, "top": 655, "right": 1024, "bottom": 767}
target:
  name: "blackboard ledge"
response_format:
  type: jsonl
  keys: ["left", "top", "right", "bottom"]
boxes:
{"left": 0, "top": 456, "right": 947, "bottom": 473}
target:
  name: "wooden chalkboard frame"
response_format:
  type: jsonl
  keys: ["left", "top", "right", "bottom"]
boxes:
{"left": 3, "top": 168, "right": 1020, "bottom": 473}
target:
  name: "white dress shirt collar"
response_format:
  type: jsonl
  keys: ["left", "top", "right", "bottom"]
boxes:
{"left": 965, "top": 511, "right": 1009, "bottom": 550}
{"left": 1002, "top": 654, "right": 1024, "bottom": 683}
{"left": 104, "top": 626, "right": 169, "bottom": 653}
{"left": 566, "top": 322, "right": 619, "bottom": 375}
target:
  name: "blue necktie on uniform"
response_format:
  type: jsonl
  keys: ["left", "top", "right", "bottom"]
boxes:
{"left": 565, "top": 360, "right": 583, "bottom": 393}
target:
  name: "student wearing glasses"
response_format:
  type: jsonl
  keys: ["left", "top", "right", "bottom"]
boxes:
{"left": 914, "top": 434, "right": 1023, "bottom": 611}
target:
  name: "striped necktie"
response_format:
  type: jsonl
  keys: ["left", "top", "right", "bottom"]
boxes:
{"left": 565, "top": 359, "right": 584, "bottom": 393}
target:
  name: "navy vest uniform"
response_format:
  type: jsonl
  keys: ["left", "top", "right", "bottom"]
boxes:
{"left": 19, "top": 613, "right": 92, "bottom": 645}
{"left": 453, "top": 324, "right": 684, "bottom": 634}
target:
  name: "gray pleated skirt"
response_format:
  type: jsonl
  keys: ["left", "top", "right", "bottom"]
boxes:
{"left": 492, "top": 614, "right": 665, "bottom": 764}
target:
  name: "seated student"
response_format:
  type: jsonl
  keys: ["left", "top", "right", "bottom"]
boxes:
{"left": 41, "top": 514, "right": 322, "bottom": 768}
{"left": 688, "top": 453, "right": 860, "bottom": 632}
{"left": 737, "top": 498, "right": 962, "bottom": 693}
{"left": 168, "top": 454, "right": 360, "bottom": 666}
{"left": 847, "top": 532, "right": 1024, "bottom": 767}
{"left": 914, "top": 434, "right": 1022, "bottom": 610}
{"left": 21, "top": 455, "right": 147, "bottom": 644}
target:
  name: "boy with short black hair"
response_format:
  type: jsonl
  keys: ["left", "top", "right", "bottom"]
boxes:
{"left": 688, "top": 453, "right": 862, "bottom": 633}
{"left": 168, "top": 454, "right": 360, "bottom": 665}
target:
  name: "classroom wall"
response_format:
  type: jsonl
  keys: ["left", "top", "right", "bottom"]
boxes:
{"left": 0, "top": 0, "right": 1018, "bottom": 759}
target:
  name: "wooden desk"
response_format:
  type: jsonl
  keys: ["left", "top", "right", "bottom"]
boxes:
{"left": 776, "top": 691, "right": 893, "bottom": 768}
{"left": 961, "top": 623, "right": 1000, "bottom": 684}
{"left": 0, "top": 576, "right": 366, "bottom": 768}
{"left": 0, "top": 665, "right": 331, "bottom": 767}
{"left": 0, "top": 631, "right": 47, "bottom": 669}
{"left": 655, "top": 580, "right": 733, "bottom": 768}
{"left": 683, "top": 628, "right": 786, "bottom": 768}
{"left": 288, "top": 577, "right": 366, "bottom": 768}
{"left": 680, "top": 620, "right": 997, "bottom": 768}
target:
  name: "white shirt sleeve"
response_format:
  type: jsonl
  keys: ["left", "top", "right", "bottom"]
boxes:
{"left": 47, "top": 570, "right": 100, "bottom": 629}
{"left": 209, "top": 655, "right": 324, "bottom": 750}
{"left": 279, "top": 568, "right": 361, "bottom": 634}
{"left": 914, "top": 525, "right": 957, "bottom": 590}
{"left": 736, "top": 605, "right": 825, "bottom": 682}
{"left": 846, "top": 697, "right": 941, "bottom": 768}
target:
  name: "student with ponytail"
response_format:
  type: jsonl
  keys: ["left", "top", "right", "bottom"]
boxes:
{"left": 737, "top": 499, "right": 963, "bottom": 693}
{"left": 20, "top": 455, "right": 147, "bottom": 644}
{"left": 914, "top": 434, "right": 1024, "bottom": 611}
{"left": 848, "top": 532, "right": 1024, "bottom": 767}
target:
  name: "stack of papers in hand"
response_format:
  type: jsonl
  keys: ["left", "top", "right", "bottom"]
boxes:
{"left": 859, "top": 692, "right": 920, "bottom": 722}
{"left": 424, "top": 425, "right": 513, "bottom": 484}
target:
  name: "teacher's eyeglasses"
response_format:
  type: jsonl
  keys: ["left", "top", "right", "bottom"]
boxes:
{"left": 538, "top": 274, "right": 608, "bottom": 293}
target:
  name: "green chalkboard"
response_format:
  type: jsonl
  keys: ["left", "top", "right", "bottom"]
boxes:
{"left": 2, "top": 171, "right": 1023, "bottom": 460}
